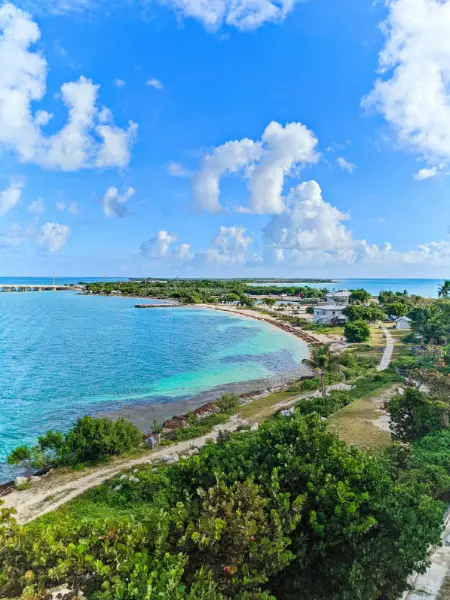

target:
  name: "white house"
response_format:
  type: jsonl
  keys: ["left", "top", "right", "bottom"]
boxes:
{"left": 314, "top": 305, "right": 348, "bottom": 326}
{"left": 325, "top": 290, "right": 351, "bottom": 305}
{"left": 395, "top": 316, "right": 412, "bottom": 330}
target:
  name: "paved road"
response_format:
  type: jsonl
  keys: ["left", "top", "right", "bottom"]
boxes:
{"left": 377, "top": 326, "right": 394, "bottom": 371}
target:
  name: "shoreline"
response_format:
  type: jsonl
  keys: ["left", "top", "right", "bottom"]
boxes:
{"left": 102, "top": 366, "right": 309, "bottom": 432}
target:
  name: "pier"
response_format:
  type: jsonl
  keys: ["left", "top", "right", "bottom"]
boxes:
{"left": 135, "top": 303, "right": 182, "bottom": 308}
{"left": 0, "top": 284, "right": 81, "bottom": 292}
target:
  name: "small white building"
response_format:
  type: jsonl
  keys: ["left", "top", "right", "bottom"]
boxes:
{"left": 325, "top": 290, "right": 351, "bottom": 305}
{"left": 314, "top": 305, "right": 348, "bottom": 326}
{"left": 395, "top": 316, "right": 412, "bottom": 330}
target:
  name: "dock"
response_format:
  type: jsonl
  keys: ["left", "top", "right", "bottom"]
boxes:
{"left": 0, "top": 284, "right": 81, "bottom": 292}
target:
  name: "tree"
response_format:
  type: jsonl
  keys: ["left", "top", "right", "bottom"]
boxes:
{"left": 344, "top": 320, "right": 370, "bottom": 343}
{"left": 302, "top": 344, "right": 345, "bottom": 396}
{"left": 343, "top": 303, "right": 385, "bottom": 323}
{"left": 265, "top": 298, "right": 277, "bottom": 308}
{"left": 384, "top": 302, "right": 408, "bottom": 317}
{"left": 387, "top": 388, "right": 448, "bottom": 442}
{"left": 438, "top": 280, "right": 450, "bottom": 298}
{"left": 349, "top": 288, "right": 371, "bottom": 304}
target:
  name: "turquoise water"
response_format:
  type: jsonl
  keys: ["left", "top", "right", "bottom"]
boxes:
{"left": 249, "top": 279, "right": 447, "bottom": 298}
{"left": 0, "top": 292, "right": 307, "bottom": 481}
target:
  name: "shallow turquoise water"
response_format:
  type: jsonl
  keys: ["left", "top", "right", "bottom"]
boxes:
{"left": 0, "top": 292, "right": 307, "bottom": 480}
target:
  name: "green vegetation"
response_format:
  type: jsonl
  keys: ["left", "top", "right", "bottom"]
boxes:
{"left": 1, "top": 412, "right": 443, "bottom": 600}
{"left": 8, "top": 416, "right": 142, "bottom": 470}
{"left": 344, "top": 319, "right": 370, "bottom": 342}
{"left": 387, "top": 388, "right": 449, "bottom": 442}
{"left": 85, "top": 279, "right": 327, "bottom": 305}
{"left": 343, "top": 303, "right": 386, "bottom": 322}
{"left": 349, "top": 288, "right": 372, "bottom": 304}
{"left": 301, "top": 343, "right": 346, "bottom": 396}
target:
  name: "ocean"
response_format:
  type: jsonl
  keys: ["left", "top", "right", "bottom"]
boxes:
{"left": 249, "top": 278, "right": 448, "bottom": 298}
{"left": 0, "top": 290, "right": 308, "bottom": 482}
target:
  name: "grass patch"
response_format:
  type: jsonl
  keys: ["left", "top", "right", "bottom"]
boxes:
{"left": 438, "top": 573, "right": 450, "bottom": 600}
{"left": 327, "top": 382, "right": 399, "bottom": 452}
{"left": 239, "top": 390, "right": 299, "bottom": 421}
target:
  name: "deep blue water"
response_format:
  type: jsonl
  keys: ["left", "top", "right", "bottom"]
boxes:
{"left": 0, "top": 291, "right": 307, "bottom": 481}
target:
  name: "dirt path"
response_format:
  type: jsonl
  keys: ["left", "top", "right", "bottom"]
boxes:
{"left": 377, "top": 326, "right": 394, "bottom": 371}
{"left": 2, "top": 416, "right": 247, "bottom": 524}
{"left": 2, "top": 382, "right": 353, "bottom": 524}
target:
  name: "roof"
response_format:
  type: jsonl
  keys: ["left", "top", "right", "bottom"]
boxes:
{"left": 314, "top": 305, "right": 346, "bottom": 311}
{"left": 396, "top": 316, "right": 412, "bottom": 322}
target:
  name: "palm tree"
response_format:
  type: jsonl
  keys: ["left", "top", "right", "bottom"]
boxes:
{"left": 302, "top": 344, "right": 345, "bottom": 397}
{"left": 438, "top": 280, "right": 450, "bottom": 298}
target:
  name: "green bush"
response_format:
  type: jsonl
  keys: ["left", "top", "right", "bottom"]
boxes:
{"left": 344, "top": 319, "right": 370, "bottom": 342}
{"left": 387, "top": 388, "right": 448, "bottom": 442}
{"left": 8, "top": 416, "right": 143, "bottom": 469}
{"left": 1, "top": 414, "right": 443, "bottom": 600}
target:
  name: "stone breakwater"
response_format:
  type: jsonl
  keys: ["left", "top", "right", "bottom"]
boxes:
{"left": 135, "top": 303, "right": 182, "bottom": 308}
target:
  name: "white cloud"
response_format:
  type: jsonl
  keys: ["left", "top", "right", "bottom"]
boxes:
{"left": 140, "top": 230, "right": 177, "bottom": 258}
{"left": 0, "top": 4, "right": 137, "bottom": 171}
{"left": 56, "top": 201, "right": 66, "bottom": 211}
{"left": 35, "top": 221, "right": 70, "bottom": 252}
{"left": 192, "top": 121, "right": 318, "bottom": 214}
{"left": 17, "top": 0, "right": 301, "bottom": 31}
{"left": 363, "top": 0, "right": 450, "bottom": 164}
{"left": 28, "top": 197, "right": 45, "bottom": 213}
{"left": 103, "top": 186, "right": 135, "bottom": 218}
{"left": 193, "top": 138, "right": 262, "bottom": 213}
{"left": 172, "top": 243, "right": 193, "bottom": 263}
{"left": 413, "top": 164, "right": 446, "bottom": 180}
{"left": 147, "top": 78, "right": 163, "bottom": 90}
{"left": 168, "top": 160, "right": 191, "bottom": 178}
{"left": 0, "top": 181, "right": 24, "bottom": 216}
{"left": 113, "top": 78, "right": 126, "bottom": 87}
{"left": 337, "top": 156, "right": 356, "bottom": 174}
{"left": 213, "top": 225, "right": 252, "bottom": 253}
{"left": 264, "top": 181, "right": 354, "bottom": 256}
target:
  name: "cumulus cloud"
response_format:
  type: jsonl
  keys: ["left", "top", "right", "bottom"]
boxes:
{"left": 0, "top": 224, "right": 27, "bottom": 248}
{"left": 15, "top": 0, "right": 302, "bottom": 31}
{"left": 213, "top": 225, "right": 253, "bottom": 253}
{"left": 337, "top": 156, "right": 356, "bottom": 174}
{"left": 168, "top": 160, "right": 191, "bottom": 178}
{"left": 0, "top": 4, "right": 137, "bottom": 171}
{"left": 113, "top": 78, "right": 126, "bottom": 87}
{"left": 35, "top": 222, "right": 70, "bottom": 252}
{"left": 0, "top": 181, "right": 24, "bottom": 216}
{"left": 172, "top": 243, "right": 193, "bottom": 263}
{"left": 192, "top": 121, "right": 318, "bottom": 214}
{"left": 28, "top": 197, "right": 45, "bottom": 213}
{"left": 103, "top": 186, "right": 135, "bottom": 218}
{"left": 363, "top": 0, "right": 450, "bottom": 164}
{"left": 140, "top": 230, "right": 177, "bottom": 258}
{"left": 413, "top": 164, "right": 446, "bottom": 180}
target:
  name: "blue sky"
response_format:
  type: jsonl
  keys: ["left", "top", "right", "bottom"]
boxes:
{"left": 0, "top": 0, "right": 450, "bottom": 277}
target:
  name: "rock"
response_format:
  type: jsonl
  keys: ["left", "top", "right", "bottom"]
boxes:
{"left": 129, "top": 476, "right": 140, "bottom": 483}
{"left": 250, "top": 423, "right": 259, "bottom": 431}
{"left": 30, "top": 475, "right": 41, "bottom": 482}
{"left": 280, "top": 408, "right": 295, "bottom": 417}
{"left": 15, "top": 476, "right": 29, "bottom": 487}
{"left": 132, "top": 468, "right": 138, "bottom": 473}
{"left": 119, "top": 474, "right": 128, "bottom": 481}
{"left": 113, "top": 485, "right": 122, "bottom": 492}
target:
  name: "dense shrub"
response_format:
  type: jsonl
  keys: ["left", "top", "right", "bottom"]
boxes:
{"left": 1, "top": 413, "right": 443, "bottom": 600}
{"left": 8, "top": 416, "right": 142, "bottom": 469}
{"left": 343, "top": 304, "right": 385, "bottom": 323}
{"left": 387, "top": 388, "right": 449, "bottom": 442}
{"left": 344, "top": 319, "right": 370, "bottom": 342}
{"left": 349, "top": 288, "right": 371, "bottom": 304}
